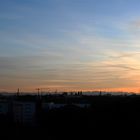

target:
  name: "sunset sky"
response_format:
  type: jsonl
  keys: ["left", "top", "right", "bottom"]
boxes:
{"left": 1, "top": 0, "right": 140, "bottom": 92}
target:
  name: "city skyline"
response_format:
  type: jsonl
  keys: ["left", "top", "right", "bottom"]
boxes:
{"left": 1, "top": 0, "right": 140, "bottom": 92}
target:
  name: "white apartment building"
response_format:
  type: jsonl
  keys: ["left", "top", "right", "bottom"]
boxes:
{"left": 13, "top": 102, "right": 36, "bottom": 124}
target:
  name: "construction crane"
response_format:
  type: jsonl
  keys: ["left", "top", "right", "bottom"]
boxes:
{"left": 36, "top": 88, "right": 50, "bottom": 96}
{"left": 40, "top": 88, "right": 50, "bottom": 94}
{"left": 36, "top": 88, "right": 40, "bottom": 96}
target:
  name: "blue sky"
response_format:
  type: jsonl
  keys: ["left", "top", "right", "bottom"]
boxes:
{"left": 1, "top": 0, "right": 140, "bottom": 92}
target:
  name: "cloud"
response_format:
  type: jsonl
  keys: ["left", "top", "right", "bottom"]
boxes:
{"left": 1, "top": 20, "right": 140, "bottom": 91}
{"left": 130, "top": 20, "right": 140, "bottom": 29}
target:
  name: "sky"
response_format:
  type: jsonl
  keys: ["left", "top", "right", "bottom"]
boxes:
{"left": 1, "top": 0, "right": 140, "bottom": 92}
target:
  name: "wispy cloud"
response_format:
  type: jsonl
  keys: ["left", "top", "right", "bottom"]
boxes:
{"left": 1, "top": 0, "right": 140, "bottom": 92}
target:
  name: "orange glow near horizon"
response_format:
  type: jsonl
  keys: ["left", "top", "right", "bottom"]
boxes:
{"left": 1, "top": 1, "right": 140, "bottom": 94}
{"left": 1, "top": 87, "right": 140, "bottom": 94}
